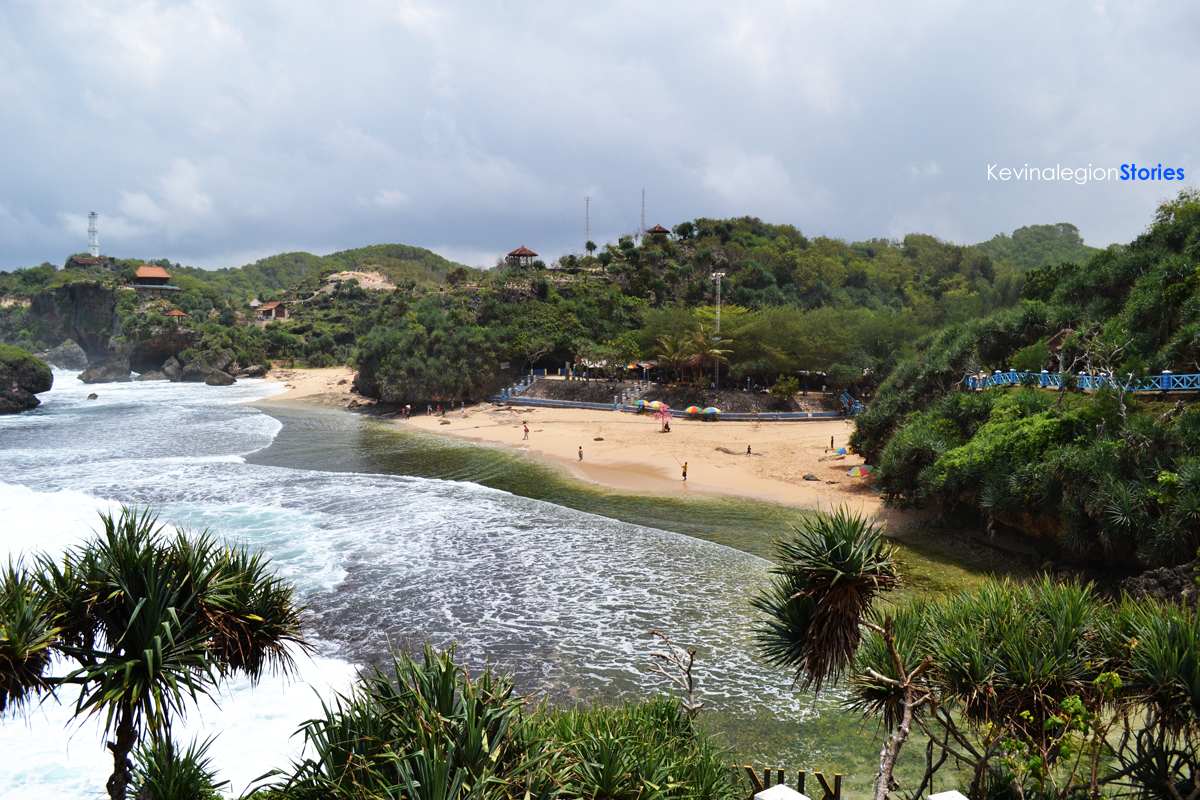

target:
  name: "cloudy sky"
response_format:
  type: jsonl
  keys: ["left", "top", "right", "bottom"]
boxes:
{"left": 1, "top": 0, "right": 1197, "bottom": 270}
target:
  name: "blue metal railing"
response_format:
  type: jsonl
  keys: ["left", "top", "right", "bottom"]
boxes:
{"left": 964, "top": 371, "right": 1200, "bottom": 392}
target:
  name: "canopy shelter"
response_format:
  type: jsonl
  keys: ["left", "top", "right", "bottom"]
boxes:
{"left": 506, "top": 246, "right": 538, "bottom": 267}
{"left": 165, "top": 309, "right": 187, "bottom": 327}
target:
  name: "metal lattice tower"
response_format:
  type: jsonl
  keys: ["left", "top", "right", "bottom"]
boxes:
{"left": 640, "top": 188, "right": 645, "bottom": 242}
{"left": 87, "top": 211, "right": 99, "bottom": 257}
{"left": 585, "top": 196, "right": 590, "bottom": 249}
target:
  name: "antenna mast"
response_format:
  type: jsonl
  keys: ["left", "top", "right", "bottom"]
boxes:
{"left": 585, "top": 196, "right": 590, "bottom": 250}
{"left": 640, "top": 188, "right": 645, "bottom": 243}
{"left": 87, "top": 211, "right": 99, "bottom": 257}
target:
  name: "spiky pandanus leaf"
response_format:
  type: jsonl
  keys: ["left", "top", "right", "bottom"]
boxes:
{"left": 0, "top": 561, "right": 58, "bottom": 714}
{"left": 751, "top": 508, "right": 900, "bottom": 691}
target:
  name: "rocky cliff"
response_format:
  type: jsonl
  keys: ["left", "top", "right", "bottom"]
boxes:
{"left": 29, "top": 282, "right": 121, "bottom": 361}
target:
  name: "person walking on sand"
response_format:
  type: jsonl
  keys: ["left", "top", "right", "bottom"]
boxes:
{"left": 578, "top": 446, "right": 583, "bottom": 461}
{"left": 523, "top": 423, "right": 529, "bottom": 440}
{"left": 747, "top": 445, "right": 752, "bottom": 456}
{"left": 831, "top": 435, "right": 835, "bottom": 451}
{"left": 682, "top": 462, "right": 688, "bottom": 481}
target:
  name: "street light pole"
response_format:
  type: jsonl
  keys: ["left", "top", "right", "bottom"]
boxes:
{"left": 711, "top": 272, "right": 725, "bottom": 388}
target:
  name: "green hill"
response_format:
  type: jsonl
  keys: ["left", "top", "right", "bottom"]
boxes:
{"left": 973, "top": 222, "right": 1099, "bottom": 272}
{"left": 851, "top": 188, "right": 1200, "bottom": 570}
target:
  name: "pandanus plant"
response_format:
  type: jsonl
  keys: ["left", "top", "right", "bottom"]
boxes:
{"left": 752, "top": 508, "right": 928, "bottom": 800}
{"left": 0, "top": 506, "right": 308, "bottom": 800}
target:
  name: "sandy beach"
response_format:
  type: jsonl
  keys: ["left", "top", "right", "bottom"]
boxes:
{"left": 405, "top": 402, "right": 926, "bottom": 525}
{"left": 251, "top": 366, "right": 928, "bottom": 527}
{"left": 259, "top": 366, "right": 360, "bottom": 405}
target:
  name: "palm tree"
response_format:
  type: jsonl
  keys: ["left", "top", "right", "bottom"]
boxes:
{"left": 685, "top": 325, "right": 732, "bottom": 387}
{"left": 654, "top": 334, "right": 690, "bottom": 383}
{"left": 752, "top": 508, "right": 929, "bottom": 800}
{"left": 1, "top": 507, "right": 308, "bottom": 800}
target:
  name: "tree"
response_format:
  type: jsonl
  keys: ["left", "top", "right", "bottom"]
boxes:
{"left": 446, "top": 267, "right": 470, "bottom": 286}
{"left": 685, "top": 325, "right": 732, "bottom": 386}
{"left": 0, "top": 507, "right": 307, "bottom": 800}
{"left": 655, "top": 334, "right": 690, "bottom": 383}
{"left": 585, "top": 240, "right": 597, "bottom": 255}
{"left": 752, "top": 508, "right": 924, "bottom": 800}
{"left": 769, "top": 374, "right": 799, "bottom": 403}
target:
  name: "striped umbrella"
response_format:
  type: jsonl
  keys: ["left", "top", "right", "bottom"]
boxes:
{"left": 835, "top": 447, "right": 851, "bottom": 455}
{"left": 702, "top": 407, "right": 721, "bottom": 414}
{"left": 847, "top": 465, "right": 875, "bottom": 477}
{"left": 634, "top": 399, "right": 648, "bottom": 407}
{"left": 648, "top": 400, "right": 664, "bottom": 410}
{"left": 684, "top": 406, "right": 702, "bottom": 414}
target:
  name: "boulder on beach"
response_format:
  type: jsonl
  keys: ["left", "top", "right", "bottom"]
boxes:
{"left": 204, "top": 370, "right": 236, "bottom": 386}
{"left": 238, "top": 364, "right": 268, "bottom": 378}
{"left": 183, "top": 351, "right": 235, "bottom": 382}
{"left": 136, "top": 370, "right": 167, "bottom": 381}
{"left": 803, "top": 473, "right": 820, "bottom": 481}
{"left": 0, "top": 344, "right": 53, "bottom": 414}
{"left": 79, "top": 354, "right": 132, "bottom": 384}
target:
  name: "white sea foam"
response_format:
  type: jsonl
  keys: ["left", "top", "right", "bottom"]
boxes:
{"left": 0, "top": 373, "right": 826, "bottom": 797}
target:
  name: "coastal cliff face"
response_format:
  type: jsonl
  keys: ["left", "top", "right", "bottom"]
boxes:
{"left": 26, "top": 283, "right": 202, "bottom": 382}
{"left": 29, "top": 282, "right": 120, "bottom": 361}
{"left": 0, "top": 344, "right": 53, "bottom": 413}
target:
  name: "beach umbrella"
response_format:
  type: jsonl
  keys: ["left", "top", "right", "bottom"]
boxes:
{"left": 634, "top": 399, "right": 648, "bottom": 407}
{"left": 648, "top": 400, "right": 664, "bottom": 410}
{"left": 627, "top": 363, "right": 640, "bottom": 370}
{"left": 847, "top": 465, "right": 875, "bottom": 477}
{"left": 684, "top": 406, "right": 702, "bottom": 414}
{"left": 835, "top": 447, "right": 851, "bottom": 455}
{"left": 703, "top": 407, "right": 721, "bottom": 414}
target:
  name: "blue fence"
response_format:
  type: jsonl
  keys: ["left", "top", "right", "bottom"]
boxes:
{"left": 965, "top": 371, "right": 1200, "bottom": 392}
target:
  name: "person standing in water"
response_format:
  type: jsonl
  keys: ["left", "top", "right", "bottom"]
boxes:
{"left": 682, "top": 462, "right": 688, "bottom": 481}
{"left": 578, "top": 446, "right": 583, "bottom": 461}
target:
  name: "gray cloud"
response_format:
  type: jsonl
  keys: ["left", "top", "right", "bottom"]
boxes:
{"left": 1, "top": 0, "right": 1197, "bottom": 270}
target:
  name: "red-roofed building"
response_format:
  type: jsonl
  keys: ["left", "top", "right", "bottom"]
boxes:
{"left": 255, "top": 301, "right": 288, "bottom": 321}
{"left": 645, "top": 224, "right": 670, "bottom": 235}
{"left": 165, "top": 309, "right": 187, "bottom": 327}
{"left": 135, "top": 265, "right": 172, "bottom": 286}
{"left": 506, "top": 246, "right": 538, "bottom": 267}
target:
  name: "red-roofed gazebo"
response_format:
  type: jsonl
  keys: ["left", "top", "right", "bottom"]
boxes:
{"left": 506, "top": 246, "right": 538, "bottom": 267}
{"left": 165, "top": 309, "right": 187, "bottom": 327}
{"left": 646, "top": 224, "right": 670, "bottom": 235}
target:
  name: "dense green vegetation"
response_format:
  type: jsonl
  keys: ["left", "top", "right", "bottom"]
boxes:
{"left": 852, "top": 189, "right": 1200, "bottom": 568}
{"left": 252, "top": 645, "right": 736, "bottom": 800}
{"left": 1, "top": 219, "right": 1088, "bottom": 398}
{"left": 352, "top": 218, "right": 1093, "bottom": 403}
{"left": 973, "top": 222, "right": 1099, "bottom": 272}
{"left": 0, "top": 245, "right": 476, "bottom": 305}
{"left": 755, "top": 508, "right": 1200, "bottom": 800}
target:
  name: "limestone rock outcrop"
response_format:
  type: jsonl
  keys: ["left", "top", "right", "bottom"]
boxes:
{"left": 136, "top": 370, "right": 167, "bottom": 381}
{"left": 79, "top": 354, "right": 132, "bottom": 384}
{"left": 182, "top": 351, "right": 235, "bottom": 382}
{"left": 38, "top": 339, "right": 89, "bottom": 370}
{"left": 204, "top": 370, "right": 236, "bottom": 386}
{"left": 0, "top": 345, "right": 53, "bottom": 414}
{"left": 163, "top": 356, "right": 183, "bottom": 382}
